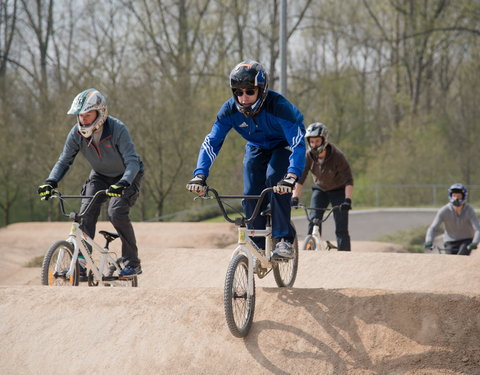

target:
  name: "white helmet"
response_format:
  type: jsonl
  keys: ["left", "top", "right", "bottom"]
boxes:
{"left": 68, "top": 88, "right": 108, "bottom": 138}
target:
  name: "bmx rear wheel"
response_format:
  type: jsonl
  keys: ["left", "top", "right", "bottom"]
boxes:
{"left": 273, "top": 233, "right": 299, "bottom": 288}
{"left": 41, "top": 240, "right": 79, "bottom": 286}
{"left": 224, "top": 254, "right": 255, "bottom": 337}
{"left": 302, "top": 235, "right": 316, "bottom": 251}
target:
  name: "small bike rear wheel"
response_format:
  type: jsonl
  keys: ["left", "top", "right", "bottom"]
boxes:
{"left": 273, "top": 233, "right": 299, "bottom": 288}
{"left": 41, "top": 240, "right": 79, "bottom": 286}
{"left": 224, "top": 254, "right": 255, "bottom": 337}
{"left": 302, "top": 235, "right": 316, "bottom": 251}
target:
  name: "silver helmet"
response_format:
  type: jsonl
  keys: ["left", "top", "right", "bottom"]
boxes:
{"left": 68, "top": 88, "right": 108, "bottom": 138}
{"left": 305, "top": 122, "right": 329, "bottom": 154}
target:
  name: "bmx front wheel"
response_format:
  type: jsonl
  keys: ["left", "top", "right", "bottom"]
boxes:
{"left": 273, "top": 232, "right": 299, "bottom": 288}
{"left": 41, "top": 240, "right": 79, "bottom": 286}
{"left": 302, "top": 235, "right": 316, "bottom": 251}
{"left": 224, "top": 254, "right": 255, "bottom": 337}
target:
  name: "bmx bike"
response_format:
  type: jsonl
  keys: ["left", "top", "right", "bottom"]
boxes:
{"left": 295, "top": 204, "right": 339, "bottom": 251}
{"left": 197, "top": 186, "right": 299, "bottom": 337}
{"left": 40, "top": 189, "right": 138, "bottom": 287}
{"left": 429, "top": 243, "right": 472, "bottom": 255}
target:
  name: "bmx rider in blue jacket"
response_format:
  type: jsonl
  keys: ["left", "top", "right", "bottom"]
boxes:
{"left": 186, "top": 59, "right": 306, "bottom": 259}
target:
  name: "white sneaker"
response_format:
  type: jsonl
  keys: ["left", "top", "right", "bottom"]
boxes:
{"left": 272, "top": 239, "right": 294, "bottom": 259}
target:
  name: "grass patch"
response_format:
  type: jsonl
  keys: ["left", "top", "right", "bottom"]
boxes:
{"left": 24, "top": 256, "right": 44, "bottom": 268}
{"left": 375, "top": 225, "right": 429, "bottom": 253}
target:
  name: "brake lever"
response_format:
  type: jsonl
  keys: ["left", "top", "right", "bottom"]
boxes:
{"left": 194, "top": 192, "right": 212, "bottom": 200}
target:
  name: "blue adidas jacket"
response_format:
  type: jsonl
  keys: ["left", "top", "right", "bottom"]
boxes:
{"left": 194, "top": 90, "right": 306, "bottom": 177}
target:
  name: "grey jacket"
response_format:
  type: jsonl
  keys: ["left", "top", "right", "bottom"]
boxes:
{"left": 426, "top": 203, "right": 480, "bottom": 244}
{"left": 47, "top": 116, "right": 143, "bottom": 185}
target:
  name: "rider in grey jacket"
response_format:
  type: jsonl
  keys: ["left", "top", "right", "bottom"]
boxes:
{"left": 425, "top": 183, "right": 480, "bottom": 255}
{"left": 38, "top": 89, "right": 144, "bottom": 277}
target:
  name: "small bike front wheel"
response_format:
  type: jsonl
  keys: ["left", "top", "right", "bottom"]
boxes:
{"left": 273, "top": 234, "right": 299, "bottom": 288}
{"left": 224, "top": 253, "right": 255, "bottom": 337}
{"left": 41, "top": 240, "right": 79, "bottom": 286}
{"left": 302, "top": 235, "right": 316, "bottom": 251}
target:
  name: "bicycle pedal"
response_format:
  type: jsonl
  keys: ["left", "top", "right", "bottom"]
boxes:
{"left": 118, "top": 275, "right": 135, "bottom": 280}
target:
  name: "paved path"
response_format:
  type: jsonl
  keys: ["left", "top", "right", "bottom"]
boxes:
{"left": 293, "top": 208, "right": 438, "bottom": 241}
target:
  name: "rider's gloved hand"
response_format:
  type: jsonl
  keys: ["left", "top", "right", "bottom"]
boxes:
{"left": 107, "top": 180, "right": 130, "bottom": 197}
{"left": 467, "top": 242, "right": 478, "bottom": 251}
{"left": 291, "top": 197, "right": 299, "bottom": 207}
{"left": 424, "top": 241, "right": 433, "bottom": 250}
{"left": 273, "top": 175, "right": 296, "bottom": 194}
{"left": 340, "top": 198, "right": 352, "bottom": 211}
{"left": 186, "top": 174, "right": 207, "bottom": 194}
{"left": 37, "top": 180, "right": 57, "bottom": 200}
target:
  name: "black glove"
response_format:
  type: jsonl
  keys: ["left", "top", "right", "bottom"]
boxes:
{"left": 340, "top": 198, "right": 352, "bottom": 211}
{"left": 424, "top": 241, "right": 433, "bottom": 250}
{"left": 107, "top": 180, "right": 130, "bottom": 197}
{"left": 273, "top": 175, "right": 296, "bottom": 194}
{"left": 291, "top": 197, "right": 299, "bottom": 207}
{"left": 37, "top": 180, "right": 57, "bottom": 200}
{"left": 186, "top": 174, "right": 207, "bottom": 194}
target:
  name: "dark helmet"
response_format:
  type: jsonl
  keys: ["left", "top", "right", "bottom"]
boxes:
{"left": 448, "top": 183, "right": 468, "bottom": 206}
{"left": 229, "top": 59, "right": 268, "bottom": 117}
{"left": 305, "top": 122, "right": 329, "bottom": 153}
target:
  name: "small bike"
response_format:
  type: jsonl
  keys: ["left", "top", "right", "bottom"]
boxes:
{"left": 296, "top": 204, "right": 339, "bottom": 251}
{"left": 197, "top": 186, "right": 299, "bottom": 337}
{"left": 40, "top": 189, "right": 138, "bottom": 287}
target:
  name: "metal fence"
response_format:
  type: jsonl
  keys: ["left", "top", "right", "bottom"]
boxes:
{"left": 151, "top": 184, "right": 480, "bottom": 222}
{"left": 352, "top": 184, "right": 480, "bottom": 208}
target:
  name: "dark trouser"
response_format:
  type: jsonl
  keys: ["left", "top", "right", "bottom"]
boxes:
{"left": 309, "top": 187, "right": 351, "bottom": 251}
{"left": 79, "top": 170, "right": 143, "bottom": 266}
{"left": 242, "top": 143, "right": 296, "bottom": 249}
{"left": 444, "top": 238, "right": 472, "bottom": 255}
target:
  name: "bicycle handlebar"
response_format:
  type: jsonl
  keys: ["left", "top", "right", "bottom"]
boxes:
{"left": 295, "top": 203, "right": 340, "bottom": 223}
{"left": 50, "top": 189, "right": 108, "bottom": 221}
{"left": 198, "top": 186, "right": 273, "bottom": 225}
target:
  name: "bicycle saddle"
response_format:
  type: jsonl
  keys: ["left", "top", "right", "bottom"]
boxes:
{"left": 99, "top": 230, "right": 120, "bottom": 242}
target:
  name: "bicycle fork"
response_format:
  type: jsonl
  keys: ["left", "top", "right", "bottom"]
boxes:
{"left": 231, "top": 226, "right": 273, "bottom": 295}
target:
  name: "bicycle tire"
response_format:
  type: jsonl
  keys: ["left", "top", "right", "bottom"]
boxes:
{"left": 273, "top": 233, "right": 299, "bottom": 288}
{"left": 41, "top": 240, "right": 79, "bottom": 286}
{"left": 302, "top": 235, "right": 316, "bottom": 251}
{"left": 224, "top": 253, "right": 255, "bottom": 337}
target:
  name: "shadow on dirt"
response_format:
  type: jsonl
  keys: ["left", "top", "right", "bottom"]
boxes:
{"left": 244, "top": 288, "right": 480, "bottom": 374}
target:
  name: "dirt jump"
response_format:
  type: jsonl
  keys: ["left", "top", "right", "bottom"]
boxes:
{"left": 1, "top": 221, "right": 479, "bottom": 375}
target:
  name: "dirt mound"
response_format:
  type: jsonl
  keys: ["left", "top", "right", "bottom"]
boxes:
{"left": 1, "top": 222, "right": 480, "bottom": 374}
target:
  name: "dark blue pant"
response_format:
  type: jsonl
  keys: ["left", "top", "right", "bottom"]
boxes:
{"left": 309, "top": 187, "right": 351, "bottom": 251}
{"left": 444, "top": 239, "right": 472, "bottom": 255}
{"left": 79, "top": 170, "right": 143, "bottom": 266}
{"left": 242, "top": 143, "right": 296, "bottom": 249}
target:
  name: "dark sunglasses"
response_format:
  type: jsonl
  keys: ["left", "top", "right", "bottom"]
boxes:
{"left": 234, "top": 88, "right": 257, "bottom": 97}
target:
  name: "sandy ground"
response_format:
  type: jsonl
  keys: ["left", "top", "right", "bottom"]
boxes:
{"left": 1, "top": 221, "right": 480, "bottom": 375}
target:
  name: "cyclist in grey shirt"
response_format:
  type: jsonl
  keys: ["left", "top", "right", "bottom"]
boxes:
{"left": 37, "top": 89, "right": 144, "bottom": 277}
{"left": 425, "top": 183, "right": 480, "bottom": 255}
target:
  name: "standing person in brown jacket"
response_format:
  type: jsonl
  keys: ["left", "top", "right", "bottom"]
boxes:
{"left": 291, "top": 122, "right": 354, "bottom": 251}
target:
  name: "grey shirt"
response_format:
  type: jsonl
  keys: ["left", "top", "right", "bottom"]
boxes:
{"left": 47, "top": 116, "right": 143, "bottom": 185}
{"left": 425, "top": 203, "right": 480, "bottom": 244}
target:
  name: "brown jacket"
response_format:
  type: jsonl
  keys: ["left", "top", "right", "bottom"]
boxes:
{"left": 298, "top": 144, "right": 353, "bottom": 191}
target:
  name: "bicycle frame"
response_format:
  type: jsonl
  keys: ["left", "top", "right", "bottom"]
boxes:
{"left": 297, "top": 204, "right": 339, "bottom": 251}
{"left": 60, "top": 222, "right": 121, "bottom": 283}
{"left": 50, "top": 190, "right": 123, "bottom": 285}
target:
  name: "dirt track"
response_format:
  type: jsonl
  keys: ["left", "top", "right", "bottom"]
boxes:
{"left": 1, "top": 222, "right": 480, "bottom": 375}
